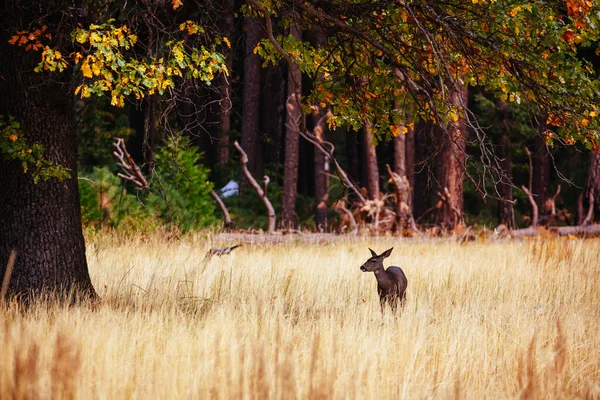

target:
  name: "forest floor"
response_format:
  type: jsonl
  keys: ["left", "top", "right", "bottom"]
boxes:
{"left": 1, "top": 232, "right": 599, "bottom": 399}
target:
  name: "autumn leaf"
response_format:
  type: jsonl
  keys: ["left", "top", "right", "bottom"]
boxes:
{"left": 81, "top": 61, "right": 93, "bottom": 78}
{"left": 172, "top": 0, "right": 183, "bottom": 10}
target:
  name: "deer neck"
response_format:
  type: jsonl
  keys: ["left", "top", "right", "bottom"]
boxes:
{"left": 373, "top": 267, "right": 392, "bottom": 287}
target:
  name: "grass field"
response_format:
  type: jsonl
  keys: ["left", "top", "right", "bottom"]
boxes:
{"left": 1, "top": 233, "right": 600, "bottom": 399}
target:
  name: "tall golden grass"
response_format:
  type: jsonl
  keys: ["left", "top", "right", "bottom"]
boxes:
{"left": 1, "top": 234, "right": 599, "bottom": 399}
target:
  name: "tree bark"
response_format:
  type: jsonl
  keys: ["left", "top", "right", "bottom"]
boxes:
{"left": 241, "top": 16, "right": 262, "bottom": 180}
{"left": 281, "top": 25, "right": 302, "bottom": 228}
{"left": 496, "top": 100, "right": 515, "bottom": 228}
{"left": 363, "top": 123, "right": 380, "bottom": 200}
{"left": 435, "top": 87, "right": 467, "bottom": 230}
{"left": 0, "top": 16, "right": 96, "bottom": 299}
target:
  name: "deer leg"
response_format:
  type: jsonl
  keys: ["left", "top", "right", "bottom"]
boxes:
{"left": 380, "top": 297, "right": 386, "bottom": 315}
{"left": 399, "top": 291, "right": 407, "bottom": 309}
{"left": 390, "top": 296, "right": 398, "bottom": 314}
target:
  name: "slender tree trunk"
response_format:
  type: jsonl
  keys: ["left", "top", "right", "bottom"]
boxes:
{"left": 127, "top": 96, "right": 158, "bottom": 173}
{"left": 413, "top": 121, "right": 431, "bottom": 220}
{"left": 312, "top": 27, "right": 329, "bottom": 231}
{"left": 363, "top": 123, "right": 380, "bottom": 200}
{"left": 496, "top": 100, "right": 515, "bottom": 228}
{"left": 216, "top": 0, "right": 234, "bottom": 165}
{"left": 241, "top": 16, "right": 262, "bottom": 180}
{"left": 405, "top": 111, "right": 415, "bottom": 201}
{"left": 261, "top": 63, "right": 286, "bottom": 170}
{"left": 0, "top": 20, "right": 96, "bottom": 299}
{"left": 314, "top": 110, "right": 329, "bottom": 231}
{"left": 580, "top": 152, "right": 600, "bottom": 224}
{"left": 533, "top": 115, "right": 551, "bottom": 214}
{"left": 281, "top": 24, "right": 302, "bottom": 228}
{"left": 393, "top": 121, "right": 406, "bottom": 178}
{"left": 435, "top": 87, "right": 467, "bottom": 230}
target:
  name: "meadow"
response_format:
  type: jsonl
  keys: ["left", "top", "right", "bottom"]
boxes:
{"left": 1, "top": 233, "right": 599, "bottom": 399}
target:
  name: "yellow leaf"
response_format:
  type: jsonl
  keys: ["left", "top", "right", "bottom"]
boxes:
{"left": 81, "top": 61, "right": 93, "bottom": 78}
{"left": 253, "top": 43, "right": 260, "bottom": 55}
{"left": 223, "top": 37, "right": 231, "bottom": 48}
{"left": 91, "top": 62, "right": 101, "bottom": 76}
{"left": 172, "top": 0, "right": 183, "bottom": 10}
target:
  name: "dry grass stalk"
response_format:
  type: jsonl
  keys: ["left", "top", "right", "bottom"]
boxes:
{"left": 1, "top": 233, "right": 599, "bottom": 399}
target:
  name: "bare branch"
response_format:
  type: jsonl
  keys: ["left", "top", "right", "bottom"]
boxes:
{"left": 209, "top": 190, "right": 232, "bottom": 230}
{"left": 335, "top": 205, "right": 358, "bottom": 235}
{"left": 113, "top": 138, "right": 149, "bottom": 189}
{"left": 234, "top": 141, "right": 276, "bottom": 232}
{"left": 525, "top": 147, "right": 533, "bottom": 193}
{"left": 581, "top": 191, "right": 594, "bottom": 226}
{"left": 1, "top": 250, "right": 17, "bottom": 300}
{"left": 522, "top": 185, "right": 538, "bottom": 228}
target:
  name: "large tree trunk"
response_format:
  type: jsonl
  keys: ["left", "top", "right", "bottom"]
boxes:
{"left": 0, "top": 17, "right": 96, "bottom": 299}
{"left": 496, "top": 100, "right": 515, "bottom": 228}
{"left": 435, "top": 87, "right": 467, "bottom": 230}
{"left": 363, "top": 123, "right": 380, "bottom": 200}
{"left": 533, "top": 115, "right": 551, "bottom": 214}
{"left": 281, "top": 25, "right": 302, "bottom": 228}
{"left": 241, "top": 16, "right": 262, "bottom": 181}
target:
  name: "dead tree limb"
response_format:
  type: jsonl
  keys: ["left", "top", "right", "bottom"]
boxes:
{"left": 234, "top": 141, "right": 276, "bottom": 233}
{"left": 209, "top": 190, "right": 232, "bottom": 230}
{"left": 335, "top": 204, "right": 358, "bottom": 235}
{"left": 522, "top": 147, "right": 538, "bottom": 227}
{"left": 525, "top": 147, "right": 533, "bottom": 196}
{"left": 581, "top": 191, "right": 595, "bottom": 226}
{"left": 545, "top": 184, "right": 561, "bottom": 226}
{"left": 113, "top": 138, "right": 149, "bottom": 189}
{"left": 521, "top": 185, "right": 538, "bottom": 227}
{"left": 298, "top": 125, "right": 367, "bottom": 204}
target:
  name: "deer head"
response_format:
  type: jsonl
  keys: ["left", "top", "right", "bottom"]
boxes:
{"left": 360, "top": 247, "right": 393, "bottom": 272}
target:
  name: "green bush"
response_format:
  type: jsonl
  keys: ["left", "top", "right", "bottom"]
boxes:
{"left": 79, "top": 138, "right": 217, "bottom": 232}
{"left": 149, "top": 138, "right": 217, "bottom": 230}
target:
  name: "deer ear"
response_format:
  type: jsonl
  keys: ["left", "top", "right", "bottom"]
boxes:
{"left": 369, "top": 248, "right": 377, "bottom": 257}
{"left": 381, "top": 247, "right": 393, "bottom": 258}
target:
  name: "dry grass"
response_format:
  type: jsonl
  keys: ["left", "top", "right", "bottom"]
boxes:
{"left": 1, "top": 233, "right": 600, "bottom": 399}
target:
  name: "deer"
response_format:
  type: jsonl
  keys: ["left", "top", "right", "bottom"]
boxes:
{"left": 360, "top": 247, "right": 407, "bottom": 314}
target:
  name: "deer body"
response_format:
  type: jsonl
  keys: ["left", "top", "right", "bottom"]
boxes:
{"left": 360, "top": 248, "right": 407, "bottom": 313}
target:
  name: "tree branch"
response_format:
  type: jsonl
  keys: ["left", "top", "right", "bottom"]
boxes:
{"left": 234, "top": 140, "right": 276, "bottom": 232}
{"left": 522, "top": 185, "right": 538, "bottom": 228}
{"left": 209, "top": 189, "right": 232, "bottom": 230}
{"left": 113, "top": 137, "right": 149, "bottom": 189}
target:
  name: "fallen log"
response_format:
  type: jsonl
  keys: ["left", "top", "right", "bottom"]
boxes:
{"left": 496, "top": 224, "right": 600, "bottom": 238}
